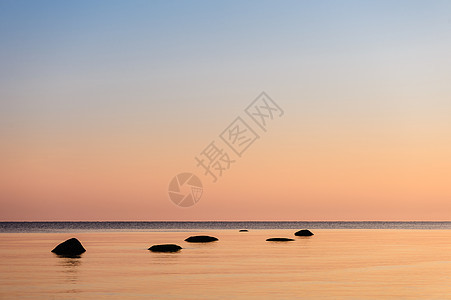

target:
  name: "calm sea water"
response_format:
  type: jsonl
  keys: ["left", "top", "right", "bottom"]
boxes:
{"left": 0, "top": 222, "right": 450, "bottom": 299}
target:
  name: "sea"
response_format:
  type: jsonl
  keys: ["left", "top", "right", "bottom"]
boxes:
{"left": 0, "top": 222, "right": 450, "bottom": 299}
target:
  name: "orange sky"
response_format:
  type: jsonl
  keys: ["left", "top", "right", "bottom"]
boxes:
{"left": 1, "top": 96, "right": 450, "bottom": 220}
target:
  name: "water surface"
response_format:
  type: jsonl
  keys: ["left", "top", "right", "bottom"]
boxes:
{"left": 0, "top": 223, "right": 450, "bottom": 299}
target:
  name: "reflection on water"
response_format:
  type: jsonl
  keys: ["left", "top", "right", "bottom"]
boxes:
{"left": 0, "top": 230, "right": 450, "bottom": 299}
{"left": 56, "top": 255, "right": 82, "bottom": 269}
{"left": 55, "top": 253, "right": 82, "bottom": 294}
{"left": 148, "top": 248, "right": 183, "bottom": 267}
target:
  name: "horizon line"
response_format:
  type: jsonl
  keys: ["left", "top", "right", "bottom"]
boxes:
{"left": 1, "top": 220, "right": 450, "bottom": 223}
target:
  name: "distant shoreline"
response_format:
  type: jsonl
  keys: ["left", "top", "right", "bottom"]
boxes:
{"left": 1, "top": 221, "right": 450, "bottom": 233}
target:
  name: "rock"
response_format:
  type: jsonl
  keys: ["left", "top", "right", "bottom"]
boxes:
{"left": 148, "top": 244, "right": 182, "bottom": 252}
{"left": 294, "top": 229, "right": 314, "bottom": 236}
{"left": 266, "top": 238, "right": 295, "bottom": 242}
{"left": 239, "top": 229, "right": 248, "bottom": 232}
{"left": 184, "top": 235, "right": 218, "bottom": 243}
{"left": 51, "top": 238, "right": 86, "bottom": 256}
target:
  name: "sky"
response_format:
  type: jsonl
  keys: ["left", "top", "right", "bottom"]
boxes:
{"left": 1, "top": 0, "right": 450, "bottom": 221}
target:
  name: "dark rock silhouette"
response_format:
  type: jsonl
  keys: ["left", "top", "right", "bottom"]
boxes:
{"left": 239, "top": 229, "right": 248, "bottom": 232}
{"left": 294, "top": 229, "right": 314, "bottom": 236}
{"left": 148, "top": 244, "right": 182, "bottom": 252}
{"left": 266, "top": 237, "right": 295, "bottom": 242}
{"left": 184, "top": 235, "right": 218, "bottom": 243}
{"left": 51, "top": 238, "right": 86, "bottom": 256}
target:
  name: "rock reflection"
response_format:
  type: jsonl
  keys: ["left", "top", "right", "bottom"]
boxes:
{"left": 58, "top": 255, "right": 82, "bottom": 268}
{"left": 55, "top": 253, "right": 82, "bottom": 288}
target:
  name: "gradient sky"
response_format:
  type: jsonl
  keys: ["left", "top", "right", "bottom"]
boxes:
{"left": 1, "top": 0, "right": 450, "bottom": 221}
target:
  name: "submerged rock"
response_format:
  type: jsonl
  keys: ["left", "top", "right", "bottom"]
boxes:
{"left": 148, "top": 244, "right": 182, "bottom": 252}
{"left": 239, "top": 229, "right": 248, "bottom": 232}
{"left": 266, "top": 237, "right": 295, "bottom": 242}
{"left": 184, "top": 235, "right": 218, "bottom": 243}
{"left": 51, "top": 238, "right": 86, "bottom": 256}
{"left": 294, "top": 229, "right": 314, "bottom": 236}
